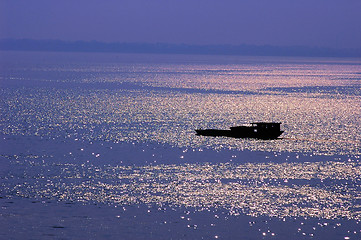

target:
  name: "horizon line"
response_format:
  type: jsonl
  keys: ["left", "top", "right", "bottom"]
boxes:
{"left": 1, "top": 38, "right": 361, "bottom": 58}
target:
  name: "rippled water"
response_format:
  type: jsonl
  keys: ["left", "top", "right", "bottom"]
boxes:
{"left": 1, "top": 51, "right": 361, "bottom": 239}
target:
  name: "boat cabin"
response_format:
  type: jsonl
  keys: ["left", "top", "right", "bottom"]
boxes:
{"left": 251, "top": 122, "right": 281, "bottom": 132}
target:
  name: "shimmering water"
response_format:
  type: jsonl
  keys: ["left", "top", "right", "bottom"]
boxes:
{"left": 1, "top": 51, "right": 360, "bottom": 239}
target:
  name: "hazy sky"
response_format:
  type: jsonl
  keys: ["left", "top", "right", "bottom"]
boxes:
{"left": 1, "top": 0, "right": 360, "bottom": 48}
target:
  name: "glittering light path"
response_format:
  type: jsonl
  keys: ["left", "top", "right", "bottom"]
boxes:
{"left": 4, "top": 151, "right": 361, "bottom": 221}
{"left": 1, "top": 52, "right": 361, "bottom": 239}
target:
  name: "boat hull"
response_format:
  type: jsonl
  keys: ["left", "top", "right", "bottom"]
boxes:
{"left": 195, "top": 124, "right": 283, "bottom": 139}
{"left": 195, "top": 129, "right": 283, "bottom": 139}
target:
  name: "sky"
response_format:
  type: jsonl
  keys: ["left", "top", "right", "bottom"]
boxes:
{"left": 1, "top": 0, "right": 361, "bottom": 49}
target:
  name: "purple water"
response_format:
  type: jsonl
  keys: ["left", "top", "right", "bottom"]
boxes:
{"left": 1, "top": 51, "right": 360, "bottom": 239}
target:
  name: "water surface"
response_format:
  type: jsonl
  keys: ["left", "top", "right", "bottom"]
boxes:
{"left": 1, "top": 51, "right": 360, "bottom": 239}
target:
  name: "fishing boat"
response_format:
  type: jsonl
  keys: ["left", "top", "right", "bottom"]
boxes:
{"left": 195, "top": 122, "right": 283, "bottom": 140}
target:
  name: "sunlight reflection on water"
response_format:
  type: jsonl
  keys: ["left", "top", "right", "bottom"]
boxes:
{"left": 1, "top": 86, "right": 360, "bottom": 155}
{"left": 5, "top": 156, "right": 361, "bottom": 220}
{"left": 1, "top": 53, "right": 361, "bottom": 228}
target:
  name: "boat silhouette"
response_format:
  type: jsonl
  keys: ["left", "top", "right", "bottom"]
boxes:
{"left": 195, "top": 122, "right": 283, "bottom": 140}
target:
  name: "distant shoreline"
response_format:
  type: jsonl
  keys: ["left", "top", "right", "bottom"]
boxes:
{"left": 1, "top": 39, "right": 361, "bottom": 58}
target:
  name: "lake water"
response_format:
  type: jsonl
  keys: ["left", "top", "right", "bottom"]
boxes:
{"left": 0, "top": 51, "right": 360, "bottom": 239}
